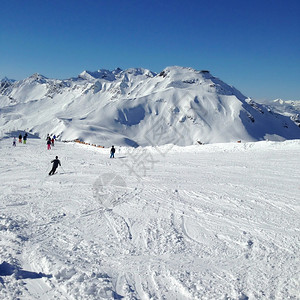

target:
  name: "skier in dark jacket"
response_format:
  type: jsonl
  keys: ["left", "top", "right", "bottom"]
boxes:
{"left": 23, "top": 133, "right": 28, "bottom": 144}
{"left": 49, "top": 156, "right": 61, "bottom": 175}
{"left": 18, "top": 134, "right": 22, "bottom": 143}
{"left": 110, "top": 146, "right": 115, "bottom": 158}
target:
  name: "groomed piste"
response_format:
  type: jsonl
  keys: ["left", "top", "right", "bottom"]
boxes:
{"left": 0, "top": 136, "right": 299, "bottom": 299}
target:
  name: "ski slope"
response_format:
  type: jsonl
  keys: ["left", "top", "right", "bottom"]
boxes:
{"left": 0, "top": 137, "right": 299, "bottom": 299}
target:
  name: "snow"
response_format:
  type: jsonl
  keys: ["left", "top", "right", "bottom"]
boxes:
{"left": 0, "top": 136, "right": 299, "bottom": 299}
{"left": 1, "top": 66, "right": 299, "bottom": 147}
{"left": 261, "top": 99, "right": 300, "bottom": 128}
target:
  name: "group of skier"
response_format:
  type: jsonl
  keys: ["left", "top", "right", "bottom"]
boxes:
{"left": 12, "top": 133, "right": 116, "bottom": 175}
{"left": 47, "top": 134, "right": 56, "bottom": 150}
{"left": 14, "top": 133, "right": 28, "bottom": 146}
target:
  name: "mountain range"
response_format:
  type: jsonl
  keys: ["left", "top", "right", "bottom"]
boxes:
{"left": 1, "top": 66, "right": 299, "bottom": 147}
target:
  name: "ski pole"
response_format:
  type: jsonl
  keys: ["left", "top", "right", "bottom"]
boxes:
{"left": 60, "top": 166, "right": 66, "bottom": 173}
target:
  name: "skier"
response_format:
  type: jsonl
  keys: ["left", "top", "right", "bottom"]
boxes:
{"left": 18, "top": 134, "right": 22, "bottom": 143}
{"left": 51, "top": 137, "right": 55, "bottom": 147}
{"left": 110, "top": 145, "right": 115, "bottom": 158}
{"left": 47, "top": 138, "right": 51, "bottom": 150}
{"left": 49, "top": 156, "right": 61, "bottom": 175}
{"left": 23, "top": 133, "right": 28, "bottom": 144}
{"left": 12, "top": 137, "right": 16, "bottom": 147}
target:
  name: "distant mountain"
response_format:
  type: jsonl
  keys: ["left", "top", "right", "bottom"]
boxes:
{"left": 0, "top": 66, "right": 299, "bottom": 146}
{"left": 264, "top": 99, "right": 300, "bottom": 127}
{"left": 1, "top": 77, "right": 16, "bottom": 83}
{"left": 0, "top": 77, "right": 16, "bottom": 95}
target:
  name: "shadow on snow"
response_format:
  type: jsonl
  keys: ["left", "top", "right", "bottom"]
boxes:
{"left": 0, "top": 130, "right": 40, "bottom": 141}
{"left": 0, "top": 261, "right": 52, "bottom": 280}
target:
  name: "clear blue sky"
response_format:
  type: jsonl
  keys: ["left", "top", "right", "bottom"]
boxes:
{"left": 1, "top": 0, "right": 299, "bottom": 100}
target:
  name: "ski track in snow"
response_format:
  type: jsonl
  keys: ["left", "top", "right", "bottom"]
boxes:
{"left": 0, "top": 138, "right": 299, "bottom": 299}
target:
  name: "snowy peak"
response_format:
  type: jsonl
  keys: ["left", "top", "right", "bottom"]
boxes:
{"left": 27, "top": 73, "right": 48, "bottom": 84}
{"left": 78, "top": 69, "right": 116, "bottom": 81}
{"left": 0, "top": 77, "right": 16, "bottom": 93}
{"left": 266, "top": 99, "right": 300, "bottom": 127}
{"left": 120, "top": 67, "right": 155, "bottom": 77}
{"left": 272, "top": 98, "right": 300, "bottom": 110}
{"left": 1, "top": 76, "right": 16, "bottom": 83}
{"left": 78, "top": 68, "right": 156, "bottom": 81}
{"left": 153, "top": 66, "right": 246, "bottom": 106}
{"left": 78, "top": 67, "right": 155, "bottom": 82}
{"left": 158, "top": 66, "right": 213, "bottom": 81}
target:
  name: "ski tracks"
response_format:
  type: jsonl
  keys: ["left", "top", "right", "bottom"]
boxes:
{"left": 1, "top": 138, "right": 299, "bottom": 299}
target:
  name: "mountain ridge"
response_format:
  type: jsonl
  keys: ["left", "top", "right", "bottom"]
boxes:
{"left": 1, "top": 66, "right": 299, "bottom": 146}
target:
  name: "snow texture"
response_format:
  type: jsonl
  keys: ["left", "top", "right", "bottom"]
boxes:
{"left": 0, "top": 135, "right": 299, "bottom": 299}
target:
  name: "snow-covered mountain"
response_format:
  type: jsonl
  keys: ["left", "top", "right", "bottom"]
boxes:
{"left": 0, "top": 77, "right": 16, "bottom": 83}
{"left": 264, "top": 99, "right": 300, "bottom": 127}
{"left": 1, "top": 66, "right": 299, "bottom": 146}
